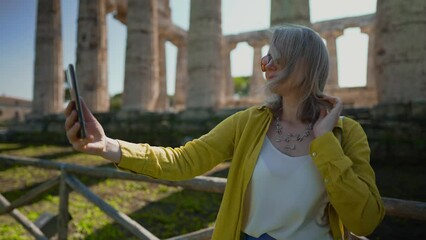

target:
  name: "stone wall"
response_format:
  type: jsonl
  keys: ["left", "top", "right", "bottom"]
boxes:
{"left": 4, "top": 108, "right": 242, "bottom": 147}
{"left": 4, "top": 105, "right": 426, "bottom": 164}
{"left": 367, "top": 103, "right": 426, "bottom": 164}
{"left": 0, "top": 97, "right": 32, "bottom": 123}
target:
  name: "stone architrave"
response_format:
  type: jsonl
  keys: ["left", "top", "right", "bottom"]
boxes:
{"left": 76, "top": 0, "right": 109, "bottom": 112}
{"left": 122, "top": 0, "right": 160, "bottom": 111}
{"left": 32, "top": 0, "right": 63, "bottom": 116}
{"left": 270, "top": 0, "right": 311, "bottom": 26}
{"left": 322, "top": 30, "right": 343, "bottom": 90}
{"left": 186, "top": 0, "right": 223, "bottom": 109}
{"left": 248, "top": 40, "right": 267, "bottom": 101}
{"left": 375, "top": 0, "right": 426, "bottom": 104}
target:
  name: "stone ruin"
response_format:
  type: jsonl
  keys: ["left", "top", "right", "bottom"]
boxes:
{"left": 3, "top": 0, "right": 425, "bottom": 165}
{"left": 32, "top": 0, "right": 426, "bottom": 116}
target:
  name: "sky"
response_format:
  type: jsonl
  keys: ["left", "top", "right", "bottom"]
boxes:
{"left": 0, "top": 0, "right": 377, "bottom": 101}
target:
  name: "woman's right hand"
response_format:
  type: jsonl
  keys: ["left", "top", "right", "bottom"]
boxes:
{"left": 313, "top": 95, "right": 343, "bottom": 138}
{"left": 64, "top": 99, "right": 108, "bottom": 156}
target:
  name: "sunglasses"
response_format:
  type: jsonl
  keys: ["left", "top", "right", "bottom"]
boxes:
{"left": 260, "top": 55, "right": 273, "bottom": 72}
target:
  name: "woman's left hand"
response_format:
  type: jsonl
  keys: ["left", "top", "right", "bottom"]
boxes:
{"left": 313, "top": 95, "right": 343, "bottom": 138}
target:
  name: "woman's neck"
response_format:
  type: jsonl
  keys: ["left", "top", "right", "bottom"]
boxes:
{"left": 279, "top": 97, "right": 302, "bottom": 124}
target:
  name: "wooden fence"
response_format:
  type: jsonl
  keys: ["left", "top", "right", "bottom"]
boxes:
{"left": 1, "top": 154, "right": 425, "bottom": 240}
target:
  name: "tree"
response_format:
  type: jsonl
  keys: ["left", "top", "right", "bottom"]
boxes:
{"left": 110, "top": 93, "right": 122, "bottom": 112}
{"left": 233, "top": 76, "right": 250, "bottom": 97}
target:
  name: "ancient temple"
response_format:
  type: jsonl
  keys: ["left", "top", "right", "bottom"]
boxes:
{"left": 32, "top": 0, "right": 426, "bottom": 115}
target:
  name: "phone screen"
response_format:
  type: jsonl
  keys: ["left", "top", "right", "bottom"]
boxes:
{"left": 65, "top": 64, "right": 87, "bottom": 139}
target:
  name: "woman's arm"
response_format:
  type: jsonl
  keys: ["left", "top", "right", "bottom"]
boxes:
{"left": 115, "top": 111, "right": 240, "bottom": 181}
{"left": 65, "top": 99, "right": 239, "bottom": 179}
{"left": 310, "top": 119, "right": 385, "bottom": 236}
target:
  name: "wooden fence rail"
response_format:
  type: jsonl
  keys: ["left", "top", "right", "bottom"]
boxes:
{"left": 1, "top": 154, "right": 425, "bottom": 239}
{"left": 65, "top": 171, "right": 159, "bottom": 240}
{"left": 0, "top": 194, "right": 49, "bottom": 240}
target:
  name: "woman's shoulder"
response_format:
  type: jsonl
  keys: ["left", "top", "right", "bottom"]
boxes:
{"left": 340, "top": 115, "right": 367, "bottom": 137}
{"left": 340, "top": 115, "right": 363, "bottom": 128}
{"left": 233, "top": 105, "right": 271, "bottom": 118}
{"left": 224, "top": 105, "right": 271, "bottom": 126}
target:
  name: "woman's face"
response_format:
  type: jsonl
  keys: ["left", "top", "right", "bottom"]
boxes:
{"left": 261, "top": 49, "right": 305, "bottom": 96}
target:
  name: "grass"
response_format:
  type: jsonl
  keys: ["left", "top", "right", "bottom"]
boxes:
{"left": 0, "top": 143, "right": 223, "bottom": 239}
{"left": 1, "top": 143, "right": 425, "bottom": 239}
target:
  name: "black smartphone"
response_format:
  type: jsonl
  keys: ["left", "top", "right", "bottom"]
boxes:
{"left": 65, "top": 64, "right": 87, "bottom": 139}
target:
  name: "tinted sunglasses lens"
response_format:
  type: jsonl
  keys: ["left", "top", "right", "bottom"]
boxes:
{"left": 261, "top": 55, "right": 271, "bottom": 72}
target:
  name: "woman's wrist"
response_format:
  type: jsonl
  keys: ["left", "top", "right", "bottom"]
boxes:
{"left": 102, "top": 137, "right": 122, "bottom": 163}
{"left": 313, "top": 129, "right": 326, "bottom": 139}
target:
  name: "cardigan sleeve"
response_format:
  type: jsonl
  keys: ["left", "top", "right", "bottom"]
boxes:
{"left": 310, "top": 118, "right": 385, "bottom": 236}
{"left": 115, "top": 111, "right": 239, "bottom": 181}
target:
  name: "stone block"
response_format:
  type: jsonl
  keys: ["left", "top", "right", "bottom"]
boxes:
{"left": 411, "top": 102, "right": 426, "bottom": 121}
{"left": 371, "top": 103, "right": 410, "bottom": 121}
{"left": 179, "top": 108, "right": 213, "bottom": 120}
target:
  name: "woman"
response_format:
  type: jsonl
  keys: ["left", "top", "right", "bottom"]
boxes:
{"left": 65, "top": 25, "right": 385, "bottom": 240}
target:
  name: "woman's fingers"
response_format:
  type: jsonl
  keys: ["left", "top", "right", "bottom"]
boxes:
{"left": 322, "top": 95, "right": 342, "bottom": 113}
{"left": 64, "top": 110, "right": 77, "bottom": 131}
{"left": 313, "top": 95, "right": 343, "bottom": 138}
{"left": 64, "top": 98, "right": 106, "bottom": 154}
{"left": 330, "top": 97, "right": 343, "bottom": 114}
{"left": 317, "top": 108, "right": 326, "bottom": 120}
{"left": 65, "top": 101, "right": 86, "bottom": 151}
{"left": 321, "top": 95, "right": 338, "bottom": 105}
{"left": 64, "top": 101, "right": 75, "bottom": 117}
{"left": 73, "top": 138, "right": 90, "bottom": 151}
{"left": 67, "top": 121, "right": 81, "bottom": 143}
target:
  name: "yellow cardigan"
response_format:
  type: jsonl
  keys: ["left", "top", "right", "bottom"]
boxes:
{"left": 116, "top": 106, "right": 385, "bottom": 240}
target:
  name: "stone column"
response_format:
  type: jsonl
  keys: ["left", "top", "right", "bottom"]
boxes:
{"left": 248, "top": 40, "right": 267, "bottom": 101}
{"left": 216, "top": 37, "right": 227, "bottom": 108}
{"left": 361, "top": 25, "right": 377, "bottom": 89}
{"left": 174, "top": 41, "right": 188, "bottom": 111}
{"left": 270, "top": 0, "right": 311, "bottom": 26}
{"left": 186, "top": 0, "right": 223, "bottom": 109}
{"left": 375, "top": 0, "right": 426, "bottom": 104}
{"left": 223, "top": 41, "right": 237, "bottom": 105}
{"left": 122, "top": 0, "right": 160, "bottom": 111}
{"left": 32, "top": 0, "right": 63, "bottom": 116}
{"left": 76, "top": 0, "right": 109, "bottom": 112}
{"left": 322, "top": 30, "right": 343, "bottom": 91}
{"left": 156, "top": 38, "right": 169, "bottom": 111}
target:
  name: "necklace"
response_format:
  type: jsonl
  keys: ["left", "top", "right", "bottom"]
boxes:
{"left": 273, "top": 114, "right": 313, "bottom": 151}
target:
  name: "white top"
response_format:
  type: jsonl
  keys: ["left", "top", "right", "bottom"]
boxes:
{"left": 243, "top": 137, "right": 332, "bottom": 240}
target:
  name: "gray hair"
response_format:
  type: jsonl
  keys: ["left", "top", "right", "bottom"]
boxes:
{"left": 263, "top": 24, "right": 331, "bottom": 122}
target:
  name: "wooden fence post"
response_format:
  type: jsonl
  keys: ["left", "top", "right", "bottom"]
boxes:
{"left": 57, "top": 167, "right": 70, "bottom": 240}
